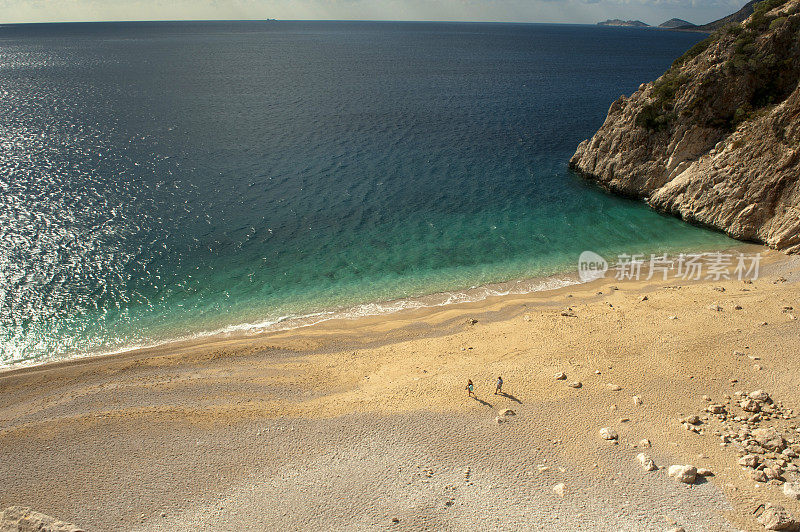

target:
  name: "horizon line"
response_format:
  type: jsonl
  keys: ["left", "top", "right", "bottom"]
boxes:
{"left": 0, "top": 18, "right": 702, "bottom": 29}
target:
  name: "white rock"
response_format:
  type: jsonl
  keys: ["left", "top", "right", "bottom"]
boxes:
{"left": 552, "top": 483, "right": 566, "bottom": 497}
{"left": 668, "top": 464, "right": 697, "bottom": 484}
{"left": 782, "top": 482, "right": 800, "bottom": 500}
{"left": 632, "top": 395, "right": 643, "bottom": 405}
{"left": 568, "top": 381, "right": 582, "bottom": 389}
{"left": 696, "top": 467, "right": 714, "bottom": 477}
{"left": 599, "top": 427, "right": 618, "bottom": 440}
{"left": 554, "top": 372, "right": 567, "bottom": 380}
{"left": 607, "top": 383, "right": 622, "bottom": 391}
{"left": 498, "top": 408, "right": 516, "bottom": 416}
{"left": 750, "top": 390, "right": 771, "bottom": 402}
{"left": 639, "top": 438, "right": 651, "bottom": 448}
{"left": 636, "top": 453, "right": 657, "bottom": 471}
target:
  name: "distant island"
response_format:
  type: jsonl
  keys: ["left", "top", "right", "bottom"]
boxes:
{"left": 597, "top": 1, "right": 759, "bottom": 32}
{"left": 658, "top": 18, "right": 695, "bottom": 28}
{"left": 597, "top": 19, "right": 649, "bottom": 27}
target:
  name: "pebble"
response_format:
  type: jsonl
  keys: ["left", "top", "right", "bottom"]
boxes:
{"left": 639, "top": 438, "right": 651, "bottom": 448}
{"left": 554, "top": 372, "right": 567, "bottom": 380}
{"left": 599, "top": 427, "right": 618, "bottom": 441}
{"left": 637, "top": 453, "right": 657, "bottom": 471}
{"left": 633, "top": 395, "right": 643, "bottom": 406}
{"left": 607, "top": 384, "right": 622, "bottom": 391}
{"left": 568, "top": 381, "right": 582, "bottom": 389}
{"left": 552, "top": 483, "right": 566, "bottom": 497}
{"left": 784, "top": 481, "right": 800, "bottom": 500}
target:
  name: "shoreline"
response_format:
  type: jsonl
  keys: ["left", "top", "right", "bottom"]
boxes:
{"left": 1, "top": 245, "right": 799, "bottom": 530}
{"left": 0, "top": 241, "right": 757, "bottom": 375}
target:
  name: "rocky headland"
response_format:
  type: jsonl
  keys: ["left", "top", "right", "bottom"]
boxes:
{"left": 572, "top": 0, "right": 800, "bottom": 252}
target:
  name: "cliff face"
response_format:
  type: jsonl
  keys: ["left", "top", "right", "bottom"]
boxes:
{"left": 571, "top": 0, "right": 800, "bottom": 252}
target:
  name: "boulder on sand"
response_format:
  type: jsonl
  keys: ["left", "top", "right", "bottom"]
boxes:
{"left": 668, "top": 465, "right": 697, "bottom": 484}
{"left": 757, "top": 503, "right": 798, "bottom": 531}
{"left": 0, "top": 507, "right": 84, "bottom": 532}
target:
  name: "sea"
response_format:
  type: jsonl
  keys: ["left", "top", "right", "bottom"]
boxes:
{"left": 0, "top": 20, "right": 735, "bottom": 367}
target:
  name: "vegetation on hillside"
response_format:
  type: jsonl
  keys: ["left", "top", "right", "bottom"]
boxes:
{"left": 636, "top": 0, "right": 799, "bottom": 132}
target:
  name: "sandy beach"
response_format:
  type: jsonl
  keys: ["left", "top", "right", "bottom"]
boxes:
{"left": 2, "top": 246, "right": 800, "bottom": 531}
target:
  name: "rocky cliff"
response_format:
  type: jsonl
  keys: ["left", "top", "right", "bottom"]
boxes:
{"left": 571, "top": 0, "right": 800, "bottom": 252}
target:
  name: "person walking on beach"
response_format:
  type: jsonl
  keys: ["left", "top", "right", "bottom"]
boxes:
{"left": 495, "top": 376, "right": 503, "bottom": 395}
{"left": 466, "top": 379, "right": 475, "bottom": 397}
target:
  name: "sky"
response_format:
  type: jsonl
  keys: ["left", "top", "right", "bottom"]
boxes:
{"left": 0, "top": 0, "right": 748, "bottom": 26}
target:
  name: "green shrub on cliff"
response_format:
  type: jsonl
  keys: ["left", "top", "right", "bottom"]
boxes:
{"left": 635, "top": 103, "right": 675, "bottom": 131}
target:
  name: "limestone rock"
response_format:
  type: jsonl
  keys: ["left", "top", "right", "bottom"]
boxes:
{"left": 0, "top": 507, "right": 84, "bottom": 532}
{"left": 552, "top": 483, "right": 566, "bottom": 497}
{"left": 740, "top": 454, "right": 760, "bottom": 468}
{"left": 754, "top": 427, "right": 786, "bottom": 451}
{"left": 784, "top": 482, "right": 800, "bottom": 500}
{"left": 742, "top": 399, "right": 762, "bottom": 413}
{"left": 637, "top": 452, "right": 657, "bottom": 471}
{"left": 569, "top": 0, "right": 800, "bottom": 254}
{"left": 750, "top": 390, "right": 772, "bottom": 402}
{"left": 668, "top": 464, "right": 697, "bottom": 484}
{"left": 599, "top": 427, "right": 619, "bottom": 440}
{"left": 758, "top": 504, "right": 798, "bottom": 531}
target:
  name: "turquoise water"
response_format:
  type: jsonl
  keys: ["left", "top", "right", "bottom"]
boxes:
{"left": 0, "top": 21, "right": 735, "bottom": 366}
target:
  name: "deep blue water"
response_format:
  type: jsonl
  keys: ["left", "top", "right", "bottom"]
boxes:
{"left": 0, "top": 21, "right": 733, "bottom": 365}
